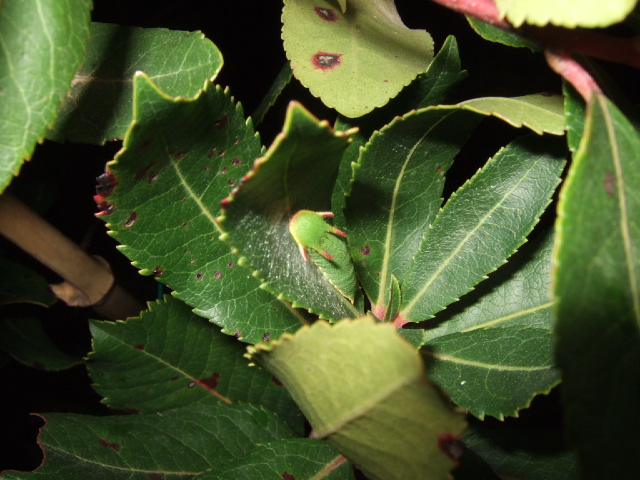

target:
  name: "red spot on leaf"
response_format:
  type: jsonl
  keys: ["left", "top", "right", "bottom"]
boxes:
{"left": 135, "top": 160, "right": 157, "bottom": 180}
{"left": 282, "top": 473, "right": 296, "bottom": 480}
{"left": 125, "top": 212, "right": 137, "bottom": 228}
{"left": 312, "top": 52, "right": 342, "bottom": 70}
{"left": 438, "top": 433, "right": 464, "bottom": 466}
{"left": 314, "top": 6, "right": 338, "bottom": 21}
{"left": 198, "top": 372, "right": 220, "bottom": 390}
{"left": 148, "top": 474, "right": 163, "bottom": 480}
{"left": 134, "top": 345, "right": 144, "bottom": 350}
{"left": 360, "top": 246, "right": 370, "bottom": 255}
{"left": 94, "top": 200, "right": 114, "bottom": 217}
{"left": 271, "top": 376, "right": 283, "bottom": 386}
{"left": 98, "top": 438, "right": 120, "bottom": 453}
{"left": 227, "top": 262, "right": 234, "bottom": 268}
{"left": 215, "top": 115, "right": 229, "bottom": 129}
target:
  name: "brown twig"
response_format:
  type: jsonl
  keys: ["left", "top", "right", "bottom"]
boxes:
{"left": 0, "top": 192, "right": 144, "bottom": 320}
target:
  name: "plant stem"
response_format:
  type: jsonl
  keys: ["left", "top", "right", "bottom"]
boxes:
{"left": 0, "top": 192, "right": 143, "bottom": 320}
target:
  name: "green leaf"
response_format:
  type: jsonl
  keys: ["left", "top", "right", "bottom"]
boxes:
{"left": 425, "top": 327, "right": 560, "bottom": 419}
{"left": 463, "top": 425, "right": 579, "bottom": 480}
{"left": 458, "top": 94, "right": 566, "bottom": 135}
{"left": 398, "top": 134, "right": 566, "bottom": 324}
{"left": 248, "top": 318, "right": 467, "bottom": 480}
{"left": 282, "top": 0, "right": 434, "bottom": 117}
{"left": 3, "top": 404, "right": 295, "bottom": 479}
{"left": 466, "top": 16, "right": 540, "bottom": 51}
{"left": 0, "top": 0, "right": 91, "bottom": 192}
{"left": 346, "top": 108, "right": 481, "bottom": 319}
{"left": 49, "top": 22, "right": 223, "bottom": 145}
{"left": 425, "top": 230, "right": 555, "bottom": 341}
{"left": 553, "top": 94, "right": 640, "bottom": 478}
{"left": 0, "top": 318, "right": 81, "bottom": 371}
{"left": 88, "top": 296, "right": 303, "bottom": 433}
{"left": 103, "top": 73, "right": 302, "bottom": 344}
{"left": 251, "top": 62, "right": 293, "bottom": 127}
{"left": 198, "top": 439, "right": 353, "bottom": 480}
{"left": 494, "top": 0, "right": 638, "bottom": 27}
{"left": 563, "top": 82, "right": 586, "bottom": 153}
{"left": 220, "top": 102, "right": 359, "bottom": 321}
{"left": 0, "top": 258, "right": 56, "bottom": 306}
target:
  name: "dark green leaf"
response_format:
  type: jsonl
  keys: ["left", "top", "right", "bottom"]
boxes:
{"left": 425, "top": 327, "right": 560, "bottom": 419}
{"left": 463, "top": 425, "right": 579, "bottom": 480}
{"left": 198, "top": 439, "right": 353, "bottom": 480}
{"left": 248, "top": 318, "right": 466, "bottom": 480}
{"left": 104, "top": 73, "right": 303, "bottom": 344}
{"left": 0, "top": 0, "right": 91, "bottom": 192}
{"left": 466, "top": 16, "right": 540, "bottom": 51}
{"left": 251, "top": 62, "right": 292, "bottom": 127}
{"left": 49, "top": 22, "right": 223, "bottom": 144}
{"left": 0, "top": 318, "right": 81, "bottom": 371}
{"left": 346, "top": 108, "right": 481, "bottom": 319}
{"left": 0, "top": 258, "right": 56, "bottom": 306}
{"left": 563, "top": 82, "right": 585, "bottom": 152}
{"left": 3, "top": 404, "right": 295, "bottom": 479}
{"left": 398, "top": 134, "right": 565, "bottom": 324}
{"left": 220, "top": 102, "right": 359, "bottom": 321}
{"left": 553, "top": 94, "right": 640, "bottom": 478}
{"left": 88, "top": 296, "right": 303, "bottom": 433}
{"left": 425, "top": 229, "right": 555, "bottom": 341}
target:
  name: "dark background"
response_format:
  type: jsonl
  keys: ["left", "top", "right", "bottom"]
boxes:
{"left": 4, "top": 0, "right": 630, "bottom": 473}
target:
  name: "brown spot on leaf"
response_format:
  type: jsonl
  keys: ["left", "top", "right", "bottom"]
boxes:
{"left": 198, "top": 372, "right": 220, "bottom": 389}
{"left": 314, "top": 6, "right": 338, "bottom": 21}
{"left": 148, "top": 474, "right": 163, "bottom": 480}
{"left": 360, "top": 246, "right": 370, "bottom": 255}
{"left": 220, "top": 167, "right": 228, "bottom": 175}
{"left": 604, "top": 171, "right": 615, "bottom": 197}
{"left": 438, "top": 434, "right": 464, "bottom": 465}
{"left": 231, "top": 157, "right": 242, "bottom": 166}
{"left": 214, "top": 270, "right": 222, "bottom": 279}
{"left": 271, "top": 376, "right": 283, "bottom": 386}
{"left": 125, "top": 212, "right": 137, "bottom": 228}
{"left": 233, "top": 331, "right": 241, "bottom": 338}
{"left": 207, "top": 147, "right": 217, "bottom": 159}
{"left": 228, "top": 180, "right": 236, "bottom": 187}
{"left": 96, "top": 172, "right": 118, "bottom": 197}
{"left": 135, "top": 136, "right": 155, "bottom": 152}
{"left": 148, "top": 171, "right": 159, "bottom": 183}
{"left": 134, "top": 345, "right": 144, "bottom": 350}
{"left": 135, "top": 160, "right": 157, "bottom": 180}
{"left": 152, "top": 266, "right": 164, "bottom": 278}
{"left": 215, "top": 115, "right": 229, "bottom": 129}
{"left": 98, "top": 438, "right": 120, "bottom": 453}
{"left": 262, "top": 332, "right": 271, "bottom": 342}
{"left": 312, "top": 52, "right": 342, "bottom": 70}
{"left": 282, "top": 473, "right": 296, "bottom": 480}
{"left": 94, "top": 200, "right": 114, "bottom": 217}
{"left": 227, "top": 262, "right": 234, "bottom": 268}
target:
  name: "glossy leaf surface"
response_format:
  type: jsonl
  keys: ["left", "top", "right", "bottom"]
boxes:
{"left": 88, "top": 296, "right": 303, "bottom": 432}
{"left": 220, "top": 102, "right": 359, "bottom": 321}
{"left": 49, "top": 22, "right": 223, "bottom": 144}
{"left": 198, "top": 439, "right": 353, "bottom": 480}
{"left": 103, "top": 73, "right": 302, "bottom": 344}
{"left": 282, "top": 0, "right": 433, "bottom": 117}
{"left": 494, "top": 0, "right": 637, "bottom": 27}
{"left": 346, "top": 108, "right": 481, "bottom": 318}
{"left": 398, "top": 134, "right": 565, "bottom": 324}
{"left": 0, "top": 0, "right": 91, "bottom": 191}
{"left": 3, "top": 405, "right": 294, "bottom": 479}
{"left": 425, "top": 327, "right": 560, "bottom": 419}
{"left": 248, "top": 318, "right": 466, "bottom": 480}
{"left": 554, "top": 94, "right": 640, "bottom": 478}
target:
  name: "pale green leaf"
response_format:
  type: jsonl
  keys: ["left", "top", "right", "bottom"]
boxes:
{"left": 219, "top": 102, "right": 360, "bottom": 321}
{"left": 458, "top": 94, "right": 566, "bottom": 135}
{"left": 494, "top": 0, "right": 638, "bottom": 27}
{"left": 103, "top": 73, "right": 303, "bottom": 344}
{"left": 0, "top": 0, "right": 91, "bottom": 192}
{"left": 553, "top": 94, "right": 640, "bottom": 478}
{"left": 49, "top": 22, "right": 223, "bottom": 144}
{"left": 248, "top": 318, "right": 466, "bottom": 480}
{"left": 425, "top": 327, "right": 560, "bottom": 419}
{"left": 282, "top": 0, "right": 434, "bottom": 117}
{"left": 88, "top": 296, "right": 303, "bottom": 433}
